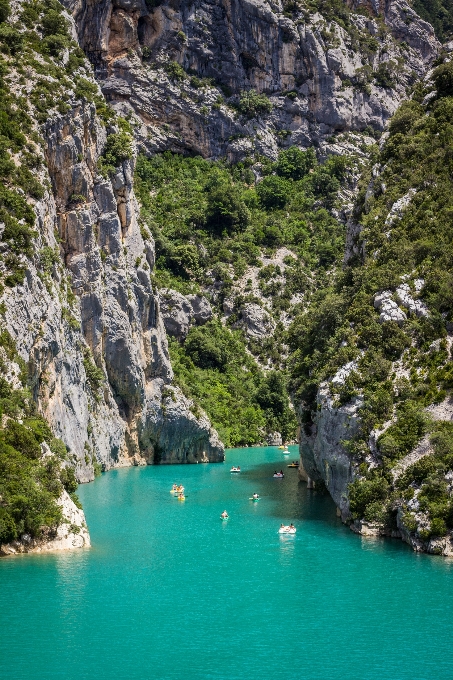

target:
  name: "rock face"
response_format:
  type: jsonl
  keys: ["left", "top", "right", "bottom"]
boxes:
{"left": 63, "top": 0, "right": 439, "bottom": 160}
{"left": 233, "top": 303, "right": 275, "bottom": 339}
{"left": 0, "top": 490, "right": 90, "bottom": 556}
{"left": 2, "top": 100, "right": 224, "bottom": 482}
{"left": 299, "top": 382, "right": 362, "bottom": 518}
{"left": 158, "top": 289, "right": 213, "bottom": 339}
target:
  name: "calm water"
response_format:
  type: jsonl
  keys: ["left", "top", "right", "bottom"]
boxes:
{"left": 1, "top": 445, "right": 453, "bottom": 680}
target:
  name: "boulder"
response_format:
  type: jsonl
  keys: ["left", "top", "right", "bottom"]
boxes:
{"left": 374, "top": 291, "right": 407, "bottom": 325}
{"left": 158, "top": 289, "right": 192, "bottom": 339}
{"left": 234, "top": 303, "right": 275, "bottom": 339}
{"left": 187, "top": 294, "right": 213, "bottom": 325}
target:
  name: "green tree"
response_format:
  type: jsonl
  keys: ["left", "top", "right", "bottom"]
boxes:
{"left": 274, "top": 147, "right": 317, "bottom": 180}
{"left": 256, "top": 175, "right": 291, "bottom": 209}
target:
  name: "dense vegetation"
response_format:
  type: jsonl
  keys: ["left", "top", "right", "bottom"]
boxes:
{"left": 135, "top": 147, "right": 352, "bottom": 446}
{"left": 0, "top": 331, "right": 80, "bottom": 545}
{"left": 288, "top": 59, "right": 453, "bottom": 539}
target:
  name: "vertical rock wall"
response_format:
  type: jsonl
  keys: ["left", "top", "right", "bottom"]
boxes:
{"left": 62, "top": 0, "right": 438, "bottom": 159}
{"left": 2, "top": 99, "right": 224, "bottom": 482}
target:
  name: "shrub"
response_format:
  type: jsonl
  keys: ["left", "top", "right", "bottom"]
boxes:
{"left": 3, "top": 421, "right": 41, "bottom": 459}
{"left": 184, "top": 322, "right": 239, "bottom": 370}
{"left": 274, "top": 147, "right": 317, "bottom": 180}
{"left": 348, "top": 476, "right": 389, "bottom": 519}
{"left": 430, "top": 517, "right": 448, "bottom": 537}
{"left": 98, "top": 131, "right": 133, "bottom": 176}
{"left": 256, "top": 175, "right": 291, "bottom": 209}
{"left": 378, "top": 402, "right": 429, "bottom": 461}
{"left": 205, "top": 177, "right": 250, "bottom": 233}
{"left": 165, "top": 61, "right": 186, "bottom": 82}
{"left": 0, "top": 25, "right": 23, "bottom": 54}
{"left": 41, "top": 9, "right": 68, "bottom": 37}
{"left": 83, "top": 348, "right": 104, "bottom": 391}
{"left": 0, "top": 0, "right": 10, "bottom": 23}
{"left": 237, "top": 90, "right": 272, "bottom": 118}
{"left": 433, "top": 62, "right": 453, "bottom": 98}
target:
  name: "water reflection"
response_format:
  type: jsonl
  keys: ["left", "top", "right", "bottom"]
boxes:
{"left": 278, "top": 533, "right": 296, "bottom": 562}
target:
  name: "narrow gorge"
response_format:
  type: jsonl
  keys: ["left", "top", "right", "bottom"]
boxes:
{"left": 1, "top": 0, "right": 453, "bottom": 556}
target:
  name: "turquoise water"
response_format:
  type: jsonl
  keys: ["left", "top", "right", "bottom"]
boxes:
{"left": 1, "top": 445, "right": 453, "bottom": 680}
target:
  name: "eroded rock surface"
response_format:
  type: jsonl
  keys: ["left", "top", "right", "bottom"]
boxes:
{"left": 63, "top": 0, "right": 439, "bottom": 159}
{"left": 2, "top": 99, "right": 224, "bottom": 483}
{"left": 158, "top": 289, "right": 213, "bottom": 339}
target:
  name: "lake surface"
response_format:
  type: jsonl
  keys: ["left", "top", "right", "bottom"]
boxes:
{"left": 1, "top": 445, "right": 453, "bottom": 679}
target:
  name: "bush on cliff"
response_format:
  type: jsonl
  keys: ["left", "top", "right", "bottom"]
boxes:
{"left": 237, "top": 90, "right": 272, "bottom": 118}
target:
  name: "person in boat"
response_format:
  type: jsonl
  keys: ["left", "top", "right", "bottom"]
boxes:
{"left": 280, "top": 523, "right": 285, "bottom": 528}
{"left": 237, "top": 466, "right": 240, "bottom": 471}
{"left": 289, "top": 523, "right": 294, "bottom": 529}
{"left": 280, "top": 470, "right": 283, "bottom": 475}
{"left": 221, "top": 510, "right": 229, "bottom": 518}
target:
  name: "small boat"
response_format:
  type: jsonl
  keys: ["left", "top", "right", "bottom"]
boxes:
{"left": 278, "top": 445, "right": 285, "bottom": 450}
{"left": 177, "top": 494, "right": 186, "bottom": 501}
{"left": 220, "top": 514, "right": 229, "bottom": 521}
{"left": 249, "top": 496, "right": 261, "bottom": 501}
{"left": 287, "top": 462, "right": 299, "bottom": 468}
{"left": 230, "top": 467, "right": 241, "bottom": 473}
{"left": 273, "top": 473, "right": 284, "bottom": 478}
{"left": 171, "top": 485, "right": 185, "bottom": 494}
{"left": 279, "top": 525, "right": 296, "bottom": 534}
{"left": 282, "top": 447, "right": 290, "bottom": 455}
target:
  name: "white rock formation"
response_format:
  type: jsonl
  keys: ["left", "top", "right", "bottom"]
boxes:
{"left": 233, "top": 303, "right": 276, "bottom": 339}
{"left": 395, "top": 283, "right": 429, "bottom": 318}
{"left": 374, "top": 291, "right": 407, "bottom": 324}
{"left": 0, "top": 490, "right": 90, "bottom": 556}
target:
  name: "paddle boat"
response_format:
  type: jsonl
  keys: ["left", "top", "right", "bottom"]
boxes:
{"left": 220, "top": 511, "right": 229, "bottom": 521}
{"left": 278, "top": 524, "right": 296, "bottom": 535}
{"left": 171, "top": 484, "right": 185, "bottom": 494}
{"left": 230, "top": 466, "right": 241, "bottom": 473}
{"left": 287, "top": 462, "right": 299, "bottom": 468}
{"left": 249, "top": 494, "right": 261, "bottom": 501}
{"left": 177, "top": 493, "right": 186, "bottom": 501}
{"left": 282, "top": 447, "right": 290, "bottom": 455}
{"left": 273, "top": 471, "right": 284, "bottom": 478}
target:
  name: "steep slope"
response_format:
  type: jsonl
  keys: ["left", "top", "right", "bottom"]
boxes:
{"left": 0, "top": 0, "right": 223, "bottom": 554}
{"left": 63, "top": 0, "right": 438, "bottom": 159}
{"left": 291, "top": 56, "right": 453, "bottom": 555}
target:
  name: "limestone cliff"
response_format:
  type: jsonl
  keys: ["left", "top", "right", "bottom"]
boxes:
{"left": 1, "top": 0, "right": 224, "bottom": 496}
{"left": 62, "top": 0, "right": 438, "bottom": 160}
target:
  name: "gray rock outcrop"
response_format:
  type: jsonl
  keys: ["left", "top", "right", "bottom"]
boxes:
{"left": 63, "top": 0, "right": 439, "bottom": 160}
{"left": 158, "top": 289, "right": 213, "bottom": 339}
{"left": 2, "top": 99, "right": 224, "bottom": 482}
{"left": 233, "top": 303, "right": 275, "bottom": 339}
{"left": 374, "top": 291, "right": 407, "bottom": 324}
{"left": 299, "top": 382, "right": 362, "bottom": 518}
{"left": 159, "top": 289, "right": 193, "bottom": 339}
{"left": 187, "top": 294, "right": 213, "bottom": 325}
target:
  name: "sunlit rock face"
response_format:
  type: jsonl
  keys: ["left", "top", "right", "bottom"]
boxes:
{"left": 62, "top": 0, "right": 438, "bottom": 160}
{"left": 3, "top": 97, "right": 223, "bottom": 482}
